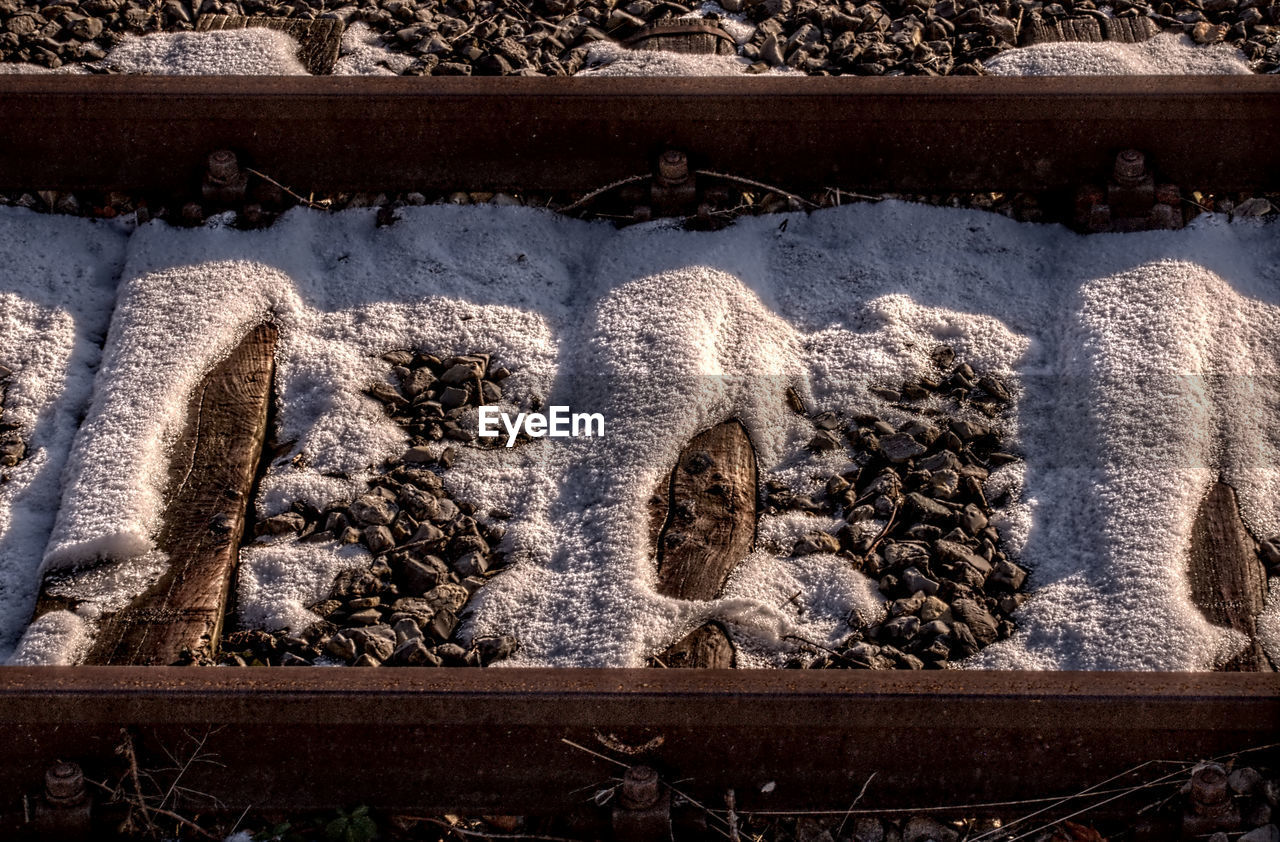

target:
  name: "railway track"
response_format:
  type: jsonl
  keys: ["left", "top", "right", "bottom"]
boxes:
{"left": 0, "top": 73, "right": 1279, "bottom": 837}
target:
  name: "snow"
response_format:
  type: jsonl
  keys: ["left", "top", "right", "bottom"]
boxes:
{"left": 985, "top": 32, "right": 1252, "bottom": 75}
{"left": 332, "top": 22, "right": 416, "bottom": 76}
{"left": 0, "top": 209, "right": 127, "bottom": 661}
{"left": 690, "top": 3, "right": 758, "bottom": 46}
{"left": 102, "top": 29, "right": 310, "bottom": 75}
{"left": 0, "top": 63, "right": 90, "bottom": 74}
{"left": 17, "top": 200, "right": 1280, "bottom": 670}
{"left": 579, "top": 40, "right": 782, "bottom": 75}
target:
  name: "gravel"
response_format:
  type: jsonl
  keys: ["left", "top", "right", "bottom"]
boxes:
{"left": 221, "top": 348, "right": 518, "bottom": 667}
{"left": 767, "top": 346, "right": 1029, "bottom": 669}
{"left": 0, "top": 0, "right": 1274, "bottom": 75}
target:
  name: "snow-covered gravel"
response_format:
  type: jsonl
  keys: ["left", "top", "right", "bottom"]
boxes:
{"left": 6, "top": 201, "right": 1277, "bottom": 670}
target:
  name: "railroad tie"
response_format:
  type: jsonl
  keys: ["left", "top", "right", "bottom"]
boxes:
{"left": 650, "top": 419, "right": 757, "bottom": 668}
{"left": 624, "top": 20, "right": 738, "bottom": 56}
{"left": 1020, "top": 13, "right": 1160, "bottom": 46}
{"left": 1187, "top": 479, "right": 1275, "bottom": 671}
{"left": 196, "top": 13, "right": 345, "bottom": 75}
{"left": 30, "top": 322, "right": 277, "bottom": 666}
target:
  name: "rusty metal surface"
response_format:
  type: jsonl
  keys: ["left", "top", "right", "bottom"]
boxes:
{"left": 0, "top": 73, "right": 1278, "bottom": 825}
{"left": 0, "top": 667, "right": 1275, "bottom": 817}
{"left": 1, "top": 76, "right": 1278, "bottom": 195}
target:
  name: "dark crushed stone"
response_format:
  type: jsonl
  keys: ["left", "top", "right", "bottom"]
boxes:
{"left": 223, "top": 348, "right": 519, "bottom": 667}
{"left": 770, "top": 346, "right": 1030, "bottom": 669}
{"left": 0, "top": 0, "right": 1276, "bottom": 76}
{"left": 4, "top": 183, "right": 1275, "bottom": 242}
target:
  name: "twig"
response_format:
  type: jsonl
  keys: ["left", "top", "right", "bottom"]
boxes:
{"left": 967, "top": 760, "right": 1168, "bottom": 842}
{"left": 823, "top": 187, "right": 882, "bottom": 205}
{"left": 407, "top": 816, "right": 584, "bottom": 842}
{"left": 450, "top": 14, "right": 497, "bottom": 43}
{"left": 665, "top": 781, "right": 737, "bottom": 842}
{"left": 85, "top": 778, "right": 220, "bottom": 840}
{"left": 723, "top": 781, "right": 1185, "bottom": 818}
{"left": 159, "top": 727, "right": 219, "bottom": 811}
{"left": 1181, "top": 195, "right": 1216, "bottom": 213}
{"left": 726, "top": 789, "right": 741, "bottom": 842}
{"left": 243, "top": 167, "right": 325, "bottom": 209}
{"left": 865, "top": 502, "right": 899, "bottom": 556}
{"left": 695, "top": 170, "right": 819, "bottom": 210}
{"left": 560, "top": 738, "right": 631, "bottom": 769}
{"left": 118, "top": 729, "right": 156, "bottom": 833}
{"left": 782, "top": 633, "right": 873, "bottom": 669}
{"left": 836, "top": 773, "right": 877, "bottom": 839}
{"left": 227, "top": 803, "right": 252, "bottom": 837}
{"left": 705, "top": 202, "right": 757, "bottom": 219}
{"left": 559, "top": 173, "right": 651, "bottom": 215}
{"left": 1002, "top": 766, "right": 1194, "bottom": 842}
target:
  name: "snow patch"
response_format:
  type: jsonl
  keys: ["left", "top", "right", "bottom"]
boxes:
{"left": 333, "top": 22, "right": 415, "bottom": 76}
{"left": 103, "top": 29, "right": 309, "bottom": 75}
{"left": 580, "top": 40, "right": 786, "bottom": 76}
{"left": 985, "top": 32, "right": 1251, "bottom": 75}
{"left": 0, "top": 209, "right": 126, "bottom": 660}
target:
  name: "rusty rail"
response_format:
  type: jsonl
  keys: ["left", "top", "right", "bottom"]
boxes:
{"left": 1, "top": 73, "right": 1279, "bottom": 831}
{"left": 1, "top": 76, "right": 1279, "bottom": 195}
{"left": 0, "top": 667, "right": 1275, "bottom": 824}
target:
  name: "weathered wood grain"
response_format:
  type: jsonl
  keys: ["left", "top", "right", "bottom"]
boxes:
{"left": 652, "top": 420, "right": 756, "bottom": 668}
{"left": 656, "top": 420, "right": 757, "bottom": 600}
{"left": 627, "top": 22, "right": 737, "bottom": 56}
{"left": 1188, "top": 480, "right": 1274, "bottom": 672}
{"left": 648, "top": 476, "right": 669, "bottom": 554}
{"left": 196, "top": 14, "right": 344, "bottom": 75}
{"left": 1021, "top": 16, "right": 1104, "bottom": 46}
{"left": 1102, "top": 15, "right": 1161, "bottom": 44}
{"left": 34, "top": 323, "right": 277, "bottom": 665}
{"left": 1022, "top": 13, "right": 1161, "bottom": 46}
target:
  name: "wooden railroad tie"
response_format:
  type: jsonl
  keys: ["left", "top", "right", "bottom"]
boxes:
{"left": 196, "top": 14, "right": 345, "bottom": 75}
{"left": 1188, "top": 479, "right": 1275, "bottom": 671}
{"left": 1020, "top": 14, "right": 1160, "bottom": 46}
{"left": 650, "top": 419, "right": 757, "bottom": 668}
{"left": 625, "top": 20, "right": 738, "bottom": 56}
{"left": 32, "top": 322, "right": 277, "bottom": 665}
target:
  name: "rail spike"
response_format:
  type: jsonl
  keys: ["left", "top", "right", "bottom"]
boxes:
{"left": 612, "top": 765, "right": 673, "bottom": 842}
{"left": 202, "top": 149, "right": 249, "bottom": 206}
{"left": 1075, "top": 148, "right": 1183, "bottom": 233}
{"left": 27, "top": 760, "right": 92, "bottom": 840}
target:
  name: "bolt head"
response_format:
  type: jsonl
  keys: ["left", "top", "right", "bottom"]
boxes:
{"left": 207, "top": 149, "right": 241, "bottom": 184}
{"left": 1190, "top": 762, "right": 1231, "bottom": 805}
{"left": 44, "top": 761, "right": 85, "bottom": 803}
{"left": 620, "top": 765, "right": 661, "bottom": 809}
{"left": 657, "top": 150, "right": 690, "bottom": 184}
{"left": 1114, "top": 149, "right": 1146, "bottom": 183}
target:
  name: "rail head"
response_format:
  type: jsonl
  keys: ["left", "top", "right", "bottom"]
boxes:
{"left": 2, "top": 75, "right": 1278, "bottom": 194}
{"left": 0, "top": 666, "right": 1275, "bottom": 721}
{"left": 0, "top": 667, "right": 1274, "bottom": 815}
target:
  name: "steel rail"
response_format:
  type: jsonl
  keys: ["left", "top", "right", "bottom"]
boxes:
{"left": 0, "top": 667, "right": 1275, "bottom": 819}
{"left": 1, "top": 76, "right": 1278, "bottom": 194}
{"left": 1, "top": 74, "right": 1279, "bottom": 830}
